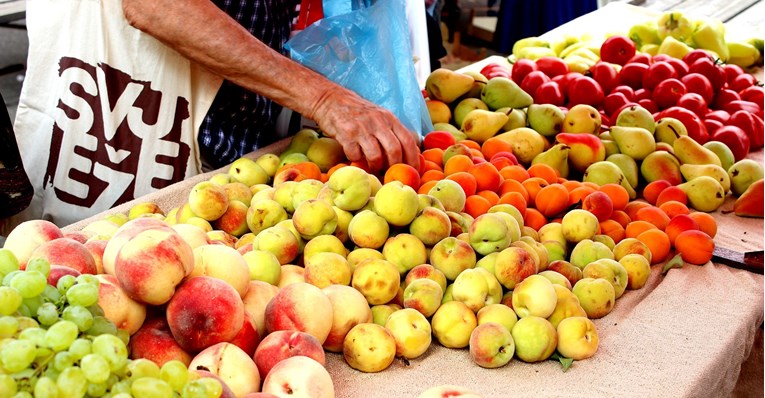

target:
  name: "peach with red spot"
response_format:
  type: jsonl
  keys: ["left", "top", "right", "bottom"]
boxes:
{"left": 3, "top": 219, "right": 63, "bottom": 267}
{"left": 264, "top": 282, "right": 334, "bottom": 344}
{"left": 253, "top": 330, "right": 326, "bottom": 378}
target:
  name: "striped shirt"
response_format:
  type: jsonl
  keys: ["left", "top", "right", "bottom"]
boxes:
{"left": 199, "top": 0, "right": 297, "bottom": 169}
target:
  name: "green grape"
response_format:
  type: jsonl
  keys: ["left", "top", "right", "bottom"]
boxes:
{"left": 116, "top": 329, "right": 130, "bottom": 346}
{"left": 75, "top": 274, "right": 99, "bottom": 286}
{"left": 81, "top": 353, "right": 111, "bottom": 384}
{"left": 35, "top": 346, "right": 54, "bottom": 360}
{"left": 0, "top": 286, "right": 23, "bottom": 316}
{"left": 112, "top": 393, "right": 133, "bottom": 398}
{"left": 88, "top": 304, "right": 105, "bottom": 317}
{"left": 196, "top": 378, "right": 223, "bottom": 398}
{"left": 110, "top": 380, "right": 133, "bottom": 394}
{"left": 0, "top": 248, "right": 20, "bottom": 277}
{"left": 69, "top": 338, "right": 92, "bottom": 360}
{"left": 9, "top": 270, "right": 47, "bottom": 299}
{"left": 41, "top": 285, "right": 62, "bottom": 303}
{"left": 53, "top": 351, "right": 76, "bottom": 372}
{"left": 25, "top": 258, "right": 51, "bottom": 278}
{"left": 45, "top": 320, "right": 79, "bottom": 351}
{"left": 131, "top": 377, "right": 174, "bottom": 398}
{"left": 33, "top": 376, "right": 58, "bottom": 398}
{"left": 57, "top": 275, "right": 76, "bottom": 295}
{"left": 106, "top": 373, "right": 119, "bottom": 389}
{"left": 16, "top": 316, "right": 39, "bottom": 331}
{"left": 18, "top": 327, "right": 46, "bottom": 347}
{"left": 86, "top": 316, "right": 118, "bottom": 337}
{"left": 65, "top": 283, "right": 99, "bottom": 307}
{"left": 0, "top": 374, "right": 18, "bottom": 397}
{"left": 125, "top": 358, "right": 161, "bottom": 380}
{"left": 62, "top": 306, "right": 94, "bottom": 332}
{"left": 0, "top": 339, "right": 36, "bottom": 373}
{"left": 0, "top": 315, "right": 19, "bottom": 337}
{"left": 2, "top": 270, "right": 22, "bottom": 286}
{"left": 43, "top": 366, "right": 60, "bottom": 382}
{"left": 36, "top": 302, "right": 60, "bottom": 326}
{"left": 92, "top": 334, "right": 128, "bottom": 372}
{"left": 15, "top": 304, "right": 31, "bottom": 317}
{"left": 56, "top": 366, "right": 88, "bottom": 398}
{"left": 11, "top": 392, "right": 33, "bottom": 398}
{"left": 160, "top": 360, "right": 189, "bottom": 392}
{"left": 88, "top": 381, "right": 109, "bottom": 397}
{"left": 21, "top": 295, "right": 43, "bottom": 318}
{"left": 181, "top": 380, "right": 209, "bottom": 398}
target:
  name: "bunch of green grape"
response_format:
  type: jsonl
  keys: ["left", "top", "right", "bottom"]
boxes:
{"left": 0, "top": 248, "right": 224, "bottom": 398}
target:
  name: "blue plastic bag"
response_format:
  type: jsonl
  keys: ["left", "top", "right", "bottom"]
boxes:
{"left": 285, "top": 0, "right": 433, "bottom": 138}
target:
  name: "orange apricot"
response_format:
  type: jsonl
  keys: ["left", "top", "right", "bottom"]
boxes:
{"left": 477, "top": 190, "right": 500, "bottom": 206}
{"left": 490, "top": 157, "right": 516, "bottom": 171}
{"left": 611, "top": 210, "right": 632, "bottom": 228}
{"left": 349, "top": 160, "right": 371, "bottom": 173}
{"left": 418, "top": 180, "right": 438, "bottom": 195}
{"left": 561, "top": 180, "right": 582, "bottom": 192}
{"left": 687, "top": 212, "right": 717, "bottom": 238}
{"left": 534, "top": 184, "right": 570, "bottom": 218}
{"left": 599, "top": 219, "right": 626, "bottom": 244}
{"left": 655, "top": 186, "right": 688, "bottom": 207}
{"left": 499, "top": 165, "right": 530, "bottom": 182}
{"left": 384, "top": 163, "right": 421, "bottom": 190}
{"left": 598, "top": 183, "right": 630, "bottom": 211}
{"left": 421, "top": 160, "right": 443, "bottom": 173}
{"left": 674, "top": 230, "right": 714, "bottom": 265}
{"left": 642, "top": 180, "right": 673, "bottom": 205}
{"left": 624, "top": 201, "right": 652, "bottom": 221}
{"left": 527, "top": 163, "right": 560, "bottom": 184}
{"left": 422, "top": 148, "right": 445, "bottom": 167}
{"left": 446, "top": 171, "right": 478, "bottom": 197}
{"left": 464, "top": 195, "right": 492, "bottom": 218}
{"left": 523, "top": 208, "right": 548, "bottom": 231}
{"left": 658, "top": 200, "right": 690, "bottom": 219}
{"left": 468, "top": 162, "right": 503, "bottom": 193}
{"left": 664, "top": 214, "right": 700, "bottom": 246}
{"left": 636, "top": 229, "right": 671, "bottom": 264}
{"left": 634, "top": 206, "right": 671, "bottom": 231}
{"left": 459, "top": 139, "right": 482, "bottom": 151}
{"left": 567, "top": 186, "right": 596, "bottom": 207}
{"left": 481, "top": 137, "right": 515, "bottom": 160}
{"left": 498, "top": 179, "right": 529, "bottom": 203}
{"left": 625, "top": 220, "right": 658, "bottom": 239}
{"left": 581, "top": 191, "right": 614, "bottom": 222}
{"left": 498, "top": 192, "right": 527, "bottom": 216}
{"left": 421, "top": 169, "right": 445, "bottom": 184}
{"left": 443, "top": 154, "right": 474, "bottom": 176}
{"left": 521, "top": 177, "right": 549, "bottom": 208}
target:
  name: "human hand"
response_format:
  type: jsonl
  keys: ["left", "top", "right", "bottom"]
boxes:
{"left": 310, "top": 88, "right": 421, "bottom": 173}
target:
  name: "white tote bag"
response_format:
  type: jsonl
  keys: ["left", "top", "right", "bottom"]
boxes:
{"left": 12, "top": 0, "right": 221, "bottom": 227}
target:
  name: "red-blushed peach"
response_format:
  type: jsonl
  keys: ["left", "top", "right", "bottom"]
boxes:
{"left": 242, "top": 281, "right": 280, "bottom": 338}
{"left": 417, "top": 384, "right": 482, "bottom": 398}
{"left": 3, "top": 219, "right": 63, "bottom": 267}
{"left": 264, "top": 282, "right": 333, "bottom": 344}
{"left": 429, "top": 236, "right": 477, "bottom": 281}
{"left": 128, "top": 316, "right": 193, "bottom": 366}
{"left": 321, "top": 284, "right": 373, "bottom": 352}
{"left": 303, "top": 252, "right": 352, "bottom": 289}
{"left": 277, "top": 264, "right": 306, "bottom": 288}
{"left": 253, "top": 330, "right": 326, "bottom": 378}
{"left": 469, "top": 322, "right": 515, "bottom": 368}
{"left": 188, "top": 369, "right": 237, "bottom": 398}
{"left": 83, "top": 239, "right": 107, "bottom": 274}
{"left": 189, "top": 342, "right": 260, "bottom": 397}
{"left": 261, "top": 356, "right": 334, "bottom": 398}
{"left": 62, "top": 230, "right": 93, "bottom": 244}
{"left": 166, "top": 276, "right": 245, "bottom": 353}
{"left": 207, "top": 230, "right": 238, "bottom": 248}
{"left": 107, "top": 220, "right": 195, "bottom": 305}
{"left": 103, "top": 217, "right": 170, "bottom": 274}
{"left": 28, "top": 238, "right": 97, "bottom": 275}
{"left": 171, "top": 223, "right": 212, "bottom": 250}
{"left": 227, "top": 313, "right": 260, "bottom": 357}
{"left": 95, "top": 274, "right": 146, "bottom": 335}
{"left": 403, "top": 263, "right": 449, "bottom": 293}
{"left": 189, "top": 244, "right": 250, "bottom": 297}
{"left": 494, "top": 246, "right": 537, "bottom": 290}
{"left": 47, "top": 265, "right": 81, "bottom": 287}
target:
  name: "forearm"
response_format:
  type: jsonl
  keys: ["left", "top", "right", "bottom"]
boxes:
{"left": 121, "top": 0, "right": 341, "bottom": 121}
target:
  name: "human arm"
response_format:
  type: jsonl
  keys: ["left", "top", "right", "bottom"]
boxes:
{"left": 122, "top": 0, "right": 421, "bottom": 172}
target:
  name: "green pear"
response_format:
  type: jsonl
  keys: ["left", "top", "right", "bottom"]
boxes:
{"left": 280, "top": 128, "right": 319, "bottom": 158}
{"left": 602, "top": 140, "right": 620, "bottom": 158}
{"left": 583, "top": 161, "right": 637, "bottom": 199}
{"left": 728, "top": 159, "right": 765, "bottom": 196}
{"left": 433, "top": 122, "right": 467, "bottom": 141}
{"left": 532, "top": 144, "right": 570, "bottom": 179}
{"left": 615, "top": 105, "right": 656, "bottom": 134}
{"left": 461, "top": 71, "right": 489, "bottom": 99}
{"left": 673, "top": 136, "right": 721, "bottom": 166}
{"left": 425, "top": 68, "right": 475, "bottom": 103}
{"left": 527, "top": 104, "right": 565, "bottom": 137}
{"left": 480, "top": 77, "right": 533, "bottom": 110}
{"left": 453, "top": 98, "right": 489, "bottom": 128}
{"left": 654, "top": 117, "right": 688, "bottom": 145}
{"left": 460, "top": 109, "right": 510, "bottom": 143}
{"left": 639, "top": 151, "right": 683, "bottom": 185}
{"left": 609, "top": 126, "right": 656, "bottom": 161}
{"left": 678, "top": 176, "right": 726, "bottom": 212}
{"left": 497, "top": 107, "right": 527, "bottom": 131}
{"left": 607, "top": 154, "right": 639, "bottom": 189}
{"left": 495, "top": 128, "right": 547, "bottom": 165}
{"left": 702, "top": 141, "right": 735, "bottom": 172}
{"left": 680, "top": 163, "right": 731, "bottom": 193}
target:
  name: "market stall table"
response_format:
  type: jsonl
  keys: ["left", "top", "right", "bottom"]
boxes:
{"left": 63, "top": 2, "right": 764, "bottom": 397}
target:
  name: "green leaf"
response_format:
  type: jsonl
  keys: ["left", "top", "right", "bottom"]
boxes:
{"left": 662, "top": 253, "right": 685, "bottom": 275}
{"left": 550, "top": 352, "right": 574, "bottom": 372}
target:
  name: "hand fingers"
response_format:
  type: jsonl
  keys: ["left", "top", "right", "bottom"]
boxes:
{"left": 357, "top": 134, "right": 385, "bottom": 172}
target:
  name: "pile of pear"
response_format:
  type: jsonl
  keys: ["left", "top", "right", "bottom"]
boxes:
{"left": 508, "top": 10, "right": 763, "bottom": 70}
{"left": 424, "top": 68, "right": 762, "bottom": 216}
